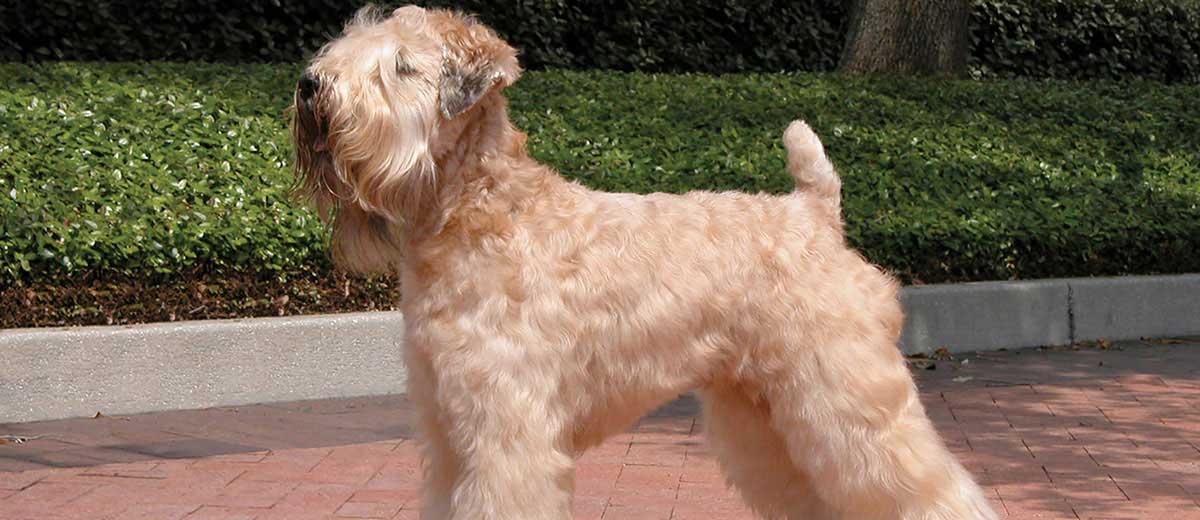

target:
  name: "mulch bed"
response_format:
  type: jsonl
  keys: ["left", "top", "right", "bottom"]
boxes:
{"left": 2, "top": 271, "right": 400, "bottom": 329}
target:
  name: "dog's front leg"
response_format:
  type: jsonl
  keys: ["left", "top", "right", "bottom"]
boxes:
{"left": 412, "top": 336, "right": 575, "bottom": 520}
{"left": 405, "top": 344, "right": 462, "bottom": 519}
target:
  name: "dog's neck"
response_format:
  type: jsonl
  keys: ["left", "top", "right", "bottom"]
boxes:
{"left": 430, "top": 93, "right": 518, "bottom": 178}
{"left": 408, "top": 92, "right": 555, "bottom": 246}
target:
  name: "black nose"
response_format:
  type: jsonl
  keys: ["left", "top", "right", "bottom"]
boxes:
{"left": 298, "top": 72, "right": 320, "bottom": 99}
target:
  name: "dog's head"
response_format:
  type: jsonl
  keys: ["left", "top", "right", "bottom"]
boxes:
{"left": 291, "top": 5, "right": 520, "bottom": 271}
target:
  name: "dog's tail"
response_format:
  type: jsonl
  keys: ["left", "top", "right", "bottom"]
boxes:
{"left": 783, "top": 120, "right": 841, "bottom": 215}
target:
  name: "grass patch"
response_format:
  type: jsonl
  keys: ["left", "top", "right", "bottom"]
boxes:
{"left": 1, "top": 63, "right": 1198, "bottom": 325}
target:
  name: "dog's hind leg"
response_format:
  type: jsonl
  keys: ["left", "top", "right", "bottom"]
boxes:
{"left": 700, "top": 383, "right": 834, "bottom": 520}
{"left": 761, "top": 332, "right": 998, "bottom": 520}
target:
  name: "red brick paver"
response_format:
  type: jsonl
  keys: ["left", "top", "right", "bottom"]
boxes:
{"left": 2, "top": 338, "right": 1199, "bottom": 519}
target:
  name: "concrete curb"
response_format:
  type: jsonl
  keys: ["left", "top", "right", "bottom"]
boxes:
{"left": 900, "top": 274, "right": 1200, "bottom": 353}
{"left": 2, "top": 312, "right": 407, "bottom": 424}
{"left": 1070, "top": 275, "right": 1200, "bottom": 342}
{"left": 2, "top": 274, "right": 1196, "bottom": 423}
{"left": 899, "top": 279, "right": 1071, "bottom": 354}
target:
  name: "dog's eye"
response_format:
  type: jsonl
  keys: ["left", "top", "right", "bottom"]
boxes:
{"left": 396, "top": 61, "right": 418, "bottom": 76}
{"left": 395, "top": 49, "right": 418, "bottom": 77}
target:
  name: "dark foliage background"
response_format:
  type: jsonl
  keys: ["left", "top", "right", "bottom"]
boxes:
{"left": 2, "top": 0, "right": 1197, "bottom": 82}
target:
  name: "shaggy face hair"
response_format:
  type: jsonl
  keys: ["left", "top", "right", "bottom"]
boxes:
{"left": 293, "top": 5, "right": 520, "bottom": 271}
{"left": 292, "top": 6, "right": 998, "bottom": 520}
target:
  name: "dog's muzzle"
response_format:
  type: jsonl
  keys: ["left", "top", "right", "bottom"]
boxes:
{"left": 297, "top": 72, "right": 328, "bottom": 152}
{"left": 298, "top": 71, "right": 320, "bottom": 101}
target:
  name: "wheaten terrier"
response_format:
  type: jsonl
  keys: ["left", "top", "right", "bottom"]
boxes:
{"left": 291, "top": 5, "right": 997, "bottom": 519}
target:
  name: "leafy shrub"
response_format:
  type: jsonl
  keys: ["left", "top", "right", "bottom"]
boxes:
{"left": 0, "top": 63, "right": 321, "bottom": 282}
{"left": 1, "top": 63, "right": 1198, "bottom": 286}
{"left": 3, "top": 1, "right": 1198, "bottom": 82}
{"left": 0, "top": 0, "right": 846, "bottom": 73}
{"left": 971, "top": 0, "right": 1200, "bottom": 83}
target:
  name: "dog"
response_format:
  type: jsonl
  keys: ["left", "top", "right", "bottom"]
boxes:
{"left": 291, "top": 5, "right": 998, "bottom": 519}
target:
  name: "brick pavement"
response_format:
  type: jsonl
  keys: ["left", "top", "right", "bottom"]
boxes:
{"left": 2, "top": 338, "right": 1199, "bottom": 519}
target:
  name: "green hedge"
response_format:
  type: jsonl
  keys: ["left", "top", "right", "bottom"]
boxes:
{"left": 3, "top": 1, "right": 1198, "bottom": 82}
{"left": 972, "top": 0, "right": 1200, "bottom": 83}
{"left": 1, "top": 63, "right": 1198, "bottom": 285}
{"left": 0, "top": 0, "right": 846, "bottom": 73}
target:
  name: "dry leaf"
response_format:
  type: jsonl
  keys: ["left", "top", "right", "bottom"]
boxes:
{"left": 91, "top": 410, "right": 127, "bottom": 420}
{"left": 907, "top": 358, "right": 936, "bottom": 370}
{"left": 0, "top": 435, "right": 42, "bottom": 445}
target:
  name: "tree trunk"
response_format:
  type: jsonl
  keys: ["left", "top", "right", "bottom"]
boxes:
{"left": 839, "top": 0, "right": 970, "bottom": 77}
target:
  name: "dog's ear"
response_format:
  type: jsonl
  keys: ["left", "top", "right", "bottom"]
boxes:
{"left": 437, "top": 14, "right": 521, "bottom": 119}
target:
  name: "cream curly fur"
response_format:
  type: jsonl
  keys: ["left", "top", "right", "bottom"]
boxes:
{"left": 291, "top": 5, "right": 998, "bottom": 519}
